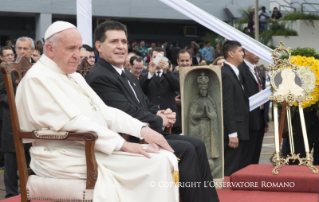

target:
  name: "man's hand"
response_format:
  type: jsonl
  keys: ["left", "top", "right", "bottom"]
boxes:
{"left": 228, "top": 137, "right": 239, "bottom": 148}
{"left": 159, "top": 60, "right": 169, "bottom": 74}
{"left": 175, "top": 95, "right": 181, "bottom": 106}
{"left": 140, "top": 127, "right": 174, "bottom": 153}
{"left": 162, "top": 108, "right": 176, "bottom": 126}
{"left": 265, "top": 123, "right": 269, "bottom": 132}
{"left": 120, "top": 141, "right": 160, "bottom": 158}
{"left": 163, "top": 108, "right": 176, "bottom": 125}
{"left": 157, "top": 110, "right": 170, "bottom": 127}
{"left": 157, "top": 109, "right": 176, "bottom": 127}
{"left": 149, "top": 61, "right": 156, "bottom": 76}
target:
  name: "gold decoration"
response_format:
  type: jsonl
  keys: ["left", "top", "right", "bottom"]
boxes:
{"left": 269, "top": 42, "right": 318, "bottom": 175}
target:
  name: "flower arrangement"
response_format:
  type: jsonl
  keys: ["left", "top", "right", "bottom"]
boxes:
{"left": 289, "top": 48, "right": 319, "bottom": 110}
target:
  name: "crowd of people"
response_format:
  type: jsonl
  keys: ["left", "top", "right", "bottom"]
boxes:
{"left": 246, "top": 6, "right": 282, "bottom": 35}
{"left": 0, "top": 18, "right": 318, "bottom": 201}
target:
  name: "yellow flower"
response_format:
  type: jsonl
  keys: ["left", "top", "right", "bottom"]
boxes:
{"left": 306, "top": 57, "right": 315, "bottom": 64}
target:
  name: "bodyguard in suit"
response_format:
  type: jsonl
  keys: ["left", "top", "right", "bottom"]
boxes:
{"left": 221, "top": 40, "right": 249, "bottom": 176}
{"left": 238, "top": 50, "right": 268, "bottom": 168}
{"left": 139, "top": 47, "right": 182, "bottom": 134}
{"left": 86, "top": 21, "right": 219, "bottom": 202}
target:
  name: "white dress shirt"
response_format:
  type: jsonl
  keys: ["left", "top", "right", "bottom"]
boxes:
{"left": 244, "top": 59, "right": 258, "bottom": 82}
{"left": 112, "top": 65, "right": 140, "bottom": 103}
{"left": 148, "top": 69, "right": 163, "bottom": 79}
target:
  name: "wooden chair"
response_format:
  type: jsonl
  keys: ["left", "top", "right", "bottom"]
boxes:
{"left": 77, "top": 59, "right": 95, "bottom": 78}
{"left": 0, "top": 56, "right": 98, "bottom": 202}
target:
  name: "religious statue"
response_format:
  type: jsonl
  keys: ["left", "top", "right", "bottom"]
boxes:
{"left": 189, "top": 72, "right": 219, "bottom": 174}
{"left": 277, "top": 68, "right": 304, "bottom": 96}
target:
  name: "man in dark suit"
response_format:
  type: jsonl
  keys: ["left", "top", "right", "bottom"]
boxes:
{"left": 192, "top": 51, "right": 202, "bottom": 66}
{"left": 238, "top": 49, "right": 268, "bottom": 169}
{"left": 15, "top": 37, "right": 36, "bottom": 63}
{"left": 139, "top": 47, "right": 181, "bottom": 134}
{"left": 86, "top": 21, "right": 219, "bottom": 202}
{"left": 172, "top": 49, "right": 194, "bottom": 134}
{"left": 221, "top": 40, "right": 249, "bottom": 176}
{"left": 169, "top": 41, "right": 181, "bottom": 66}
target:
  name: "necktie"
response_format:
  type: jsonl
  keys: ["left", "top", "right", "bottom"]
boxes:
{"left": 154, "top": 71, "right": 161, "bottom": 83}
{"left": 238, "top": 74, "right": 244, "bottom": 90}
{"left": 254, "top": 67, "right": 264, "bottom": 109}
{"left": 121, "top": 71, "right": 140, "bottom": 103}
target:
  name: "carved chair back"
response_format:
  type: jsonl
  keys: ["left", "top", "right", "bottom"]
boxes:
{"left": 0, "top": 56, "right": 33, "bottom": 201}
{"left": 0, "top": 56, "right": 98, "bottom": 202}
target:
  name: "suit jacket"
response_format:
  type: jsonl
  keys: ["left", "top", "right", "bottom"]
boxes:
{"left": 86, "top": 58, "right": 163, "bottom": 133}
{"left": 238, "top": 61, "right": 267, "bottom": 130}
{"left": 222, "top": 63, "right": 249, "bottom": 140}
{"left": 192, "top": 56, "right": 202, "bottom": 66}
{"left": 139, "top": 69, "right": 180, "bottom": 128}
{"left": 0, "top": 72, "right": 17, "bottom": 152}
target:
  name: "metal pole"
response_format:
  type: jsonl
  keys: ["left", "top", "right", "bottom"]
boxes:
{"left": 255, "top": 0, "right": 259, "bottom": 41}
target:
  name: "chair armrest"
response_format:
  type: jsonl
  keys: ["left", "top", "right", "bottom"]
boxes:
{"left": 19, "top": 130, "right": 98, "bottom": 189}
{"left": 165, "top": 126, "right": 172, "bottom": 134}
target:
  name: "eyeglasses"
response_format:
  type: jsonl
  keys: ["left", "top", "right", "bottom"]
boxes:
{"left": 3, "top": 54, "right": 14, "bottom": 58}
{"left": 89, "top": 56, "right": 95, "bottom": 59}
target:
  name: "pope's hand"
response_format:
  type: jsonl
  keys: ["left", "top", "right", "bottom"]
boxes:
{"left": 120, "top": 141, "right": 160, "bottom": 158}
{"left": 141, "top": 127, "right": 174, "bottom": 153}
{"left": 228, "top": 137, "right": 239, "bottom": 148}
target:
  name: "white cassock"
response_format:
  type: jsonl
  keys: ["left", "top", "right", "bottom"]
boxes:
{"left": 15, "top": 55, "right": 178, "bottom": 202}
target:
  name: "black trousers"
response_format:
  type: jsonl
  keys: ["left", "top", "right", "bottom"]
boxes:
{"left": 165, "top": 134, "right": 219, "bottom": 202}
{"left": 0, "top": 120, "right": 4, "bottom": 166}
{"left": 284, "top": 111, "right": 319, "bottom": 165}
{"left": 224, "top": 139, "right": 244, "bottom": 176}
{"left": 239, "top": 110, "right": 265, "bottom": 169}
{"left": 4, "top": 152, "right": 18, "bottom": 198}
{"left": 239, "top": 130, "right": 258, "bottom": 170}
{"left": 4, "top": 145, "right": 31, "bottom": 199}
{"left": 285, "top": 134, "right": 319, "bottom": 165}
{"left": 252, "top": 110, "right": 266, "bottom": 164}
{"left": 130, "top": 134, "right": 219, "bottom": 202}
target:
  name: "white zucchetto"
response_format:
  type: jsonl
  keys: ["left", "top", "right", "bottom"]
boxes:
{"left": 44, "top": 21, "right": 76, "bottom": 40}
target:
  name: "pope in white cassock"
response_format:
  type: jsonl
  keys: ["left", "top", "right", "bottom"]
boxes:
{"left": 15, "top": 21, "right": 179, "bottom": 201}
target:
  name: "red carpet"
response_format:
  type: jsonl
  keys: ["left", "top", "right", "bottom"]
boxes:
{"left": 1, "top": 178, "right": 317, "bottom": 202}
{"left": 217, "top": 181, "right": 318, "bottom": 202}
{"left": 230, "top": 164, "right": 319, "bottom": 193}
{"left": 1, "top": 165, "right": 318, "bottom": 202}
